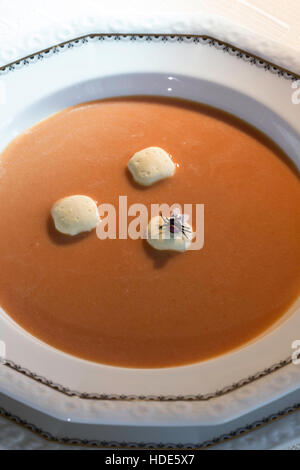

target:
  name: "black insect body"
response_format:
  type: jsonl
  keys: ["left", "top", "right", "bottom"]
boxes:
{"left": 159, "top": 212, "right": 192, "bottom": 239}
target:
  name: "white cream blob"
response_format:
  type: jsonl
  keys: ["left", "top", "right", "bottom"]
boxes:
{"left": 128, "top": 147, "right": 175, "bottom": 186}
{"left": 51, "top": 195, "right": 100, "bottom": 236}
{"left": 146, "top": 215, "right": 193, "bottom": 252}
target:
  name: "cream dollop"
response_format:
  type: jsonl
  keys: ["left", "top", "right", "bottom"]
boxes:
{"left": 128, "top": 147, "right": 175, "bottom": 186}
{"left": 146, "top": 215, "right": 192, "bottom": 252}
{"left": 51, "top": 195, "right": 100, "bottom": 236}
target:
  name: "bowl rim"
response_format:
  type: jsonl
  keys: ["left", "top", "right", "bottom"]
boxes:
{"left": 0, "top": 31, "right": 299, "bottom": 410}
{"left": 0, "top": 32, "right": 299, "bottom": 81}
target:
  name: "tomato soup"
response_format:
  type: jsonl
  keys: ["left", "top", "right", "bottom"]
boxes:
{"left": 0, "top": 96, "right": 299, "bottom": 368}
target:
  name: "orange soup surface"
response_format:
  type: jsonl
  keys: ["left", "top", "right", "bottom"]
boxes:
{"left": 0, "top": 97, "right": 300, "bottom": 368}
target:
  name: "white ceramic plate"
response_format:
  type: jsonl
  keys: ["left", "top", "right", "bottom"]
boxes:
{"left": 0, "top": 34, "right": 299, "bottom": 447}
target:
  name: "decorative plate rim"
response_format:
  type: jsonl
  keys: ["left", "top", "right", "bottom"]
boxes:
{"left": 2, "top": 356, "right": 293, "bottom": 401}
{"left": 0, "top": 33, "right": 299, "bottom": 82}
{"left": 1, "top": 400, "right": 300, "bottom": 449}
{"left": 0, "top": 32, "right": 298, "bottom": 403}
